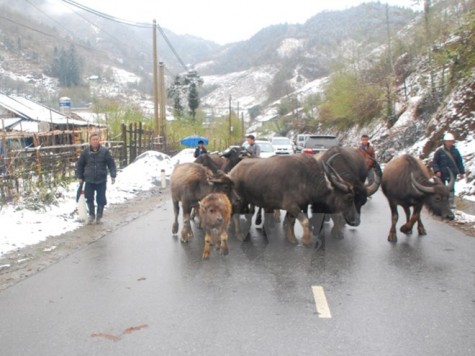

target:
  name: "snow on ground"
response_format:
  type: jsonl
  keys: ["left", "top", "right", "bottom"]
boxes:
{"left": 0, "top": 151, "right": 174, "bottom": 257}
{"left": 0, "top": 150, "right": 474, "bottom": 257}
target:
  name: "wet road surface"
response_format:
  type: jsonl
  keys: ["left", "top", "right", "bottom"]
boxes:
{"left": 0, "top": 191, "right": 474, "bottom": 355}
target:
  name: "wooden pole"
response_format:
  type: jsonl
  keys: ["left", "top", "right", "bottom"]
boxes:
{"left": 159, "top": 61, "right": 167, "bottom": 149}
{"left": 153, "top": 20, "right": 160, "bottom": 138}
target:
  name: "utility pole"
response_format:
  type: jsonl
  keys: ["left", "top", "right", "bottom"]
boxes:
{"left": 228, "top": 95, "right": 232, "bottom": 145}
{"left": 159, "top": 62, "right": 166, "bottom": 148}
{"left": 152, "top": 20, "right": 160, "bottom": 141}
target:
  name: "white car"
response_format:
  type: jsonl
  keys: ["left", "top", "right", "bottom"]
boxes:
{"left": 271, "top": 136, "right": 295, "bottom": 155}
{"left": 170, "top": 148, "right": 196, "bottom": 166}
{"left": 242, "top": 140, "right": 275, "bottom": 158}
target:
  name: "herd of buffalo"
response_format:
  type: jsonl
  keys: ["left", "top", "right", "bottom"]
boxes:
{"left": 170, "top": 145, "right": 455, "bottom": 258}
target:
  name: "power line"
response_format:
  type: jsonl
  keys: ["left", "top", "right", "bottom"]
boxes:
{"left": 59, "top": 0, "right": 152, "bottom": 28}
{"left": 58, "top": 0, "right": 189, "bottom": 73}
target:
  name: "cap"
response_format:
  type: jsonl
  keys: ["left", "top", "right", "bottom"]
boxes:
{"left": 443, "top": 133, "right": 455, "bottom": 141}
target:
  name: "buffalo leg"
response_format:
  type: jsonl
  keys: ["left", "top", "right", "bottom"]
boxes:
{"left": 297, "top": 212, "right": 312, "bottom": 246}
{"left": 400, "top": 204, "right": 422, "bottom": 235}
{"left": 180, "top": 204, "right": 194, "bottom": 242}
{"left": 220, "top": 231, "right": 229, "bottom": 256}
{"left": 202, "top": 233, "right": 212, "bottom": 259}
{"left": 388, "top": 202, "right": 399, "bottom": 242}
{"left": 284, "top": 213, "right": 298, "bottom": 244}
{"left": 232, "top": 213, "right": 248, "bottom": 242}
{"left": 400, "top": 205, "right": 413, "bottom": 234}
{"left": 330, "top": 213, "right": 345, "bottom": 240}
{"left": 255, "top": 207, "right": 263, "bottom": 225}
{"left": 172, "top": 200, "right": 180, "bottom": 235}
{"left": 413, "top": 204, "right": 427, "bottom": 235}
{"left": 310, "top": 212, "right": 326, "bottom": 250}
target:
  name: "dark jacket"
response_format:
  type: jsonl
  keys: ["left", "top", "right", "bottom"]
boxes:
{"left": 432, "top": 145, "right": 465, "bottom": 181}
{"left": 76, "top": 145, "right": 117, "bottom": 184}
{"left": 194, "top": 147, "right": 207, "bottom": 158}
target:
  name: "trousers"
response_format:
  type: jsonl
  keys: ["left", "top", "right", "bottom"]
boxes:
{"left": 84, "top": 182, "right": 107, "bottom": 206}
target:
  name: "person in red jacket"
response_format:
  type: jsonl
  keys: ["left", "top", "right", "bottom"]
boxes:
{"left": 358, "top": 135, "right": 379, "bottom": 181}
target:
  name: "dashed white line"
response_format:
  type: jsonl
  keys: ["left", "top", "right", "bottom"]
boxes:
{"left": 312, "top": 286, "right": 332, "bottom": 318}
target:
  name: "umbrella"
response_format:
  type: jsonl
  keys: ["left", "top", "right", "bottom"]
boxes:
{"left": 180, "top": 135, "right": 208, "bottom": 147}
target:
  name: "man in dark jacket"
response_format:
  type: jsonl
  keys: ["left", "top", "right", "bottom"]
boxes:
{"left": 76, "top": 133, "right": 117, "bottom": 224}
{"left": 432, "top": 132, "right": 466, "bottom": 208}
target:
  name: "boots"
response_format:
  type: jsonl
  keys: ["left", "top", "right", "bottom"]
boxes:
{"left": 87, "top": 202, "right": 95, "bottom": 224}
{"left": 96, "top": 205, "right": 104, "bottom": 224}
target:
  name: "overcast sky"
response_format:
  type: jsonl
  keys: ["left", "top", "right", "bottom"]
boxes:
{"left": 54, "top": 0, "right": 421, "bottom": 45}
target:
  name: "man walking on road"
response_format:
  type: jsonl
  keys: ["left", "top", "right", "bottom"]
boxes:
{"left": 76, "top": 133, "right": 117, "bottom": 224}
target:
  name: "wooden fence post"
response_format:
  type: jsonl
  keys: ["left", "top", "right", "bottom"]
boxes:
{"left": 121, "top": 123, "right": 127, "bottom": 167}
{"left": 138, "top": 122, "right": 143, "bottom": 157}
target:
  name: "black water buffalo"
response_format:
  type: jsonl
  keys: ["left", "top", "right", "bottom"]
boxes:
{"left": 382, "top": 154, "right": 455, "bottom": 242}
{"left": 195, "top": 147, "right": 249, "bottom": 173}
{"left": 228, "top": 153, "right": 360, "bottom": 246}
{"left": 170, "top": 162, "right": 239, "bottom": 243}
{"left": 314, "top": 146, "right": 381, "bottom": 239}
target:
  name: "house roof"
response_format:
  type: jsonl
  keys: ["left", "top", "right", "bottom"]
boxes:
{"left": 0, "top": 93, "right": 100, "bottom": 132}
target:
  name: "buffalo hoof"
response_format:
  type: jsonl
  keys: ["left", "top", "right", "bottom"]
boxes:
{"left": 287, "top": 236, "right": 298, "bottom": 245}
{"left": 255, "top": 215, "right": 262, "bottom": 225}
{"left": 331, "top": 228, "right": 344, "bottom": 240}
{"left": 388, "top": 233, "right": 397, "bottom": 242}
{"left": 314, "top": 236, "right": 325, "bottom": 251}
{"left": 202, "top": 252, "right": 210, "bottom": 259}
{"left": 172, "top": 223, "right": 179, "bottom": 235}
{"left": 180, "top": 231, "right": 193, "bottom": 243}
{"left": 400, "top": 225, "right": 412, "bottom": 234}
{"left": 220, "top": 246, "right": 229, "bottom": 256}
{"left": 235, "top": 233, "right": 246, "bottom": 242}
{"left": 302, "top": 238, "right": 313, "bottom": 247}
{"left": 418, "top": 226, "right": 427, "bottom": 235}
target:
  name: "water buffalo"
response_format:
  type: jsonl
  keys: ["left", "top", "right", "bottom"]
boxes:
{"left": 314, "top": 146, "right": 381, "bottom": 239}
{"left": 228, "top": 153, "right": 360, "bottom": 246}
{"left": 194, "top": 147, "right": 249, "bottom": 173}
{"left": 170, "top": 162, "right": 239, "bottom": 243}
{"left": 381, "top": 154, "right": 455, "bottom": 242}
{"left": 199, "top": 192, "right": 232, "bottom": 259}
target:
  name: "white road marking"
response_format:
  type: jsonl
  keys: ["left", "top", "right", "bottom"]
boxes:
{"left": 312, "top": 286, "right": 332, "bottom": 318}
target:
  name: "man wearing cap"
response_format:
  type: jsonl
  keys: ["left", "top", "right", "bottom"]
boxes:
{"left": 432, "top": 132, "right": 466, "bottom": 208}
{"left": 245, "top": 135, "right": 261, "bottom": 157}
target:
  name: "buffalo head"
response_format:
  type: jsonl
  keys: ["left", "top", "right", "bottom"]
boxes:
{"left": 410, "top": 172, "right": 455, "bottom": 220}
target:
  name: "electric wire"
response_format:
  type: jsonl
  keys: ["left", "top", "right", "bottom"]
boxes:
{"left": 58, "top": 0, "right": 190, "bottom": 73}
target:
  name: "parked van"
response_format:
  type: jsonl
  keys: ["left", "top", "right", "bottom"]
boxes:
{"left": 302, "top": 135, "right": 339, "bottom": 154}
{"left": 295, "top": 134, "right": 312, "bottom": 152}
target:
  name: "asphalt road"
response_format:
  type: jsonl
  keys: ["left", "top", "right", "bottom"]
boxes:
{"left": 0, "top": 190, "right": 474, "bottom": 355}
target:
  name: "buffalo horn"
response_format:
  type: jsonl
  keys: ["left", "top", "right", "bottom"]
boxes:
{"left": 411, "top": 172, "right": 435, "bottom": 194}
{"left": 323, "top": 161, "right": 350, "bottom": 193}
{"left": 365, "top": 173, "right": 380, "bottom": 196}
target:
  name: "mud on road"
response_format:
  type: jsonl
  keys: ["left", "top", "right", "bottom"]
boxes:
{"left": 0, "top": 188, "right": 170, "bottom": 292}
{"left": 1, "top": 189, "right": 474, "bottom": 292}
